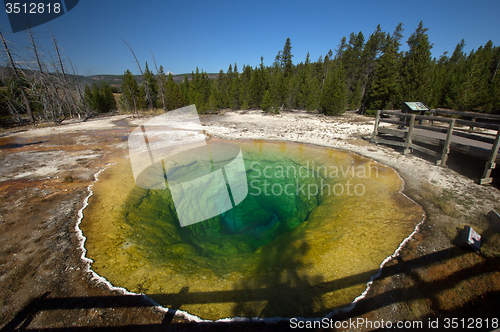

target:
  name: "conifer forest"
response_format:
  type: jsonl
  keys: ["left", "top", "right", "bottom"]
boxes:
{"left": 1, "top": 21, "right": 500, "bottom": 125}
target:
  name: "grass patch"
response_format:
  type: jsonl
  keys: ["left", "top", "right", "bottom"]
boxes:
{"left": 421, "top": 183, "right": 459, "bottom": 217}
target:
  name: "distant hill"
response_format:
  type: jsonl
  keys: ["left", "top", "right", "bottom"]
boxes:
{"left": 0, "top": 66, "right": 219, "bottom": 89}
{"left": 81, "top": 73, "right": 192, "bottom": 88}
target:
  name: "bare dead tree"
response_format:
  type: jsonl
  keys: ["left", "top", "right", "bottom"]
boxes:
{"left": 150, "top": 46, "right": 166, "bottom": 110}
{"left": 122, "top": 39, "right": 142, "bottom": 74}
{"left": 49, "top": 26, "right": 76, "bottom": 119}
{"left": 27, "top": 27, "right": 58, "bottom": 123}
{"left": 125, "top": 82, "right": 139, "bottom": 118}
{"left": 68, "top": 58, "right": 90, "bottom": 120}
{"left": 120, "top": 89, "right": 133, "bottom": 115}
{"left": 45, "top": 51, "right": 67, "bottom": 122}
{"left": 122, "top": 38, "right": 153, "bottom": 110}
{"left": 4, "top": 87, "right": 22, "bottom": 123}
{"left": 0, "top": 29, "right": 35, "bottom": 125}
{"left": 1, "top": 28, "right": 88, "bottom": 126}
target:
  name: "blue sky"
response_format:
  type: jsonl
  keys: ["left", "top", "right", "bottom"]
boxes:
{"left": 1, "top": 0, "right": 499, "bottom": 76}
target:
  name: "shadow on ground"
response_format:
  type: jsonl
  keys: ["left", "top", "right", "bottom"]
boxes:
{"left": 2, "top": 244, "right": 499, "bottom": 332}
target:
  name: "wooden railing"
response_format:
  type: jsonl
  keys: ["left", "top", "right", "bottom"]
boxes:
{"left": 371, "top": 109, "right": 500, "bottom": 185}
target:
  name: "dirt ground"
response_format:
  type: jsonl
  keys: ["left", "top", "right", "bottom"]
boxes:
{"left": 0, "top": 110, "right": 499, "bottom": 331}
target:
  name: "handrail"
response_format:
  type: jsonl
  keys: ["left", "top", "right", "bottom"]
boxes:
{"left": 379, "top": 109, "right": 500, "bottom": 121}
{"left": 379, "top": 110, "right": 500, "bottom": 130}
{"left": 372, "top": 109, "right": 500, "bottom": 185}
{"left": 431, "top": 109, "right": 500, "bottom": 121}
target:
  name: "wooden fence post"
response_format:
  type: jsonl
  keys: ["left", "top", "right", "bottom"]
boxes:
{"left": 371, "top": 110, "right": 381, "bottom": 142}
{"left": 404, "top": 114, "right": 415, "bottom": 155}
{"left": 470, "top": 117, "right": 477, "bottom": 131}
{"left": 438, "top": 119, "right": 455, "bottom": 166}
{"left": 480, "top": 127, "right": 500, "bottom": 184}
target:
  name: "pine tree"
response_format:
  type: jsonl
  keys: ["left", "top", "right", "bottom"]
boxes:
{"left": 229, "top": 65, "right": 241, "bottom": 109}
{"left": 335, "top": 37, "right": 347, "bottom": 60}
{"left": 307, "top": 77, "right": 321, "bottom": 111}
{"left": 179, "top": 74, "right": 190, "bottom": 105}
{"left": 367, "top": 33, "right": 402, "bottom": 110}
{"left": 442, "top": 40, "right": 466, "bottom": 109}
{"left": 102, "top": 83, "right": 117, "bottom": 112}
{"left": 261, "top": 89, "right": 272, "bottom": 112}
{"left": 476, "top": 41, "right": 496, "bottom": 111}
{"left": 121, "top": 69, "right": 143, "bottom": 116}
{"left": 91, "top": 84, "right": 103, "bottom": 112}
{"left": 295, "top": 63, "right": 308, "bottom": 109}
{"left": 320, "top": 62, "right": 347, "bottom": 115}
{"left": 143, "top": 62, "right": 158, "bottom": 109}
{"left": 83, "top": 84, "right": 93, "bottom": 110}
{"left": 165, "top": 73, "right": 184, "bottom": 110}
{"left": 270, "top": 65, "right": 286, "bottom": 110}
{"left": 239, "top": 65, "right": 252, "bottom": 109}
{"left": 208, "top": 82, "right": 220, "bottom": 112}
{"left": 341, "top": 32, "right": 365, "bottom": 108}
{"left": 281, "top": 38, "right": 294, "bottom": 78}
{"left": 402, "top": 21, "right": 434, "bottom": 103}
{"left": 216, "top": 69, "right": 227, "bottom": 108}
{"left": 157, "top": 65, "right": 168, "bottom": 109}
{"left": 358, "top": 24, "right": 386, "bottom": 109}
{"left": 492, "top": 61, "right": 500, "bottom": 113}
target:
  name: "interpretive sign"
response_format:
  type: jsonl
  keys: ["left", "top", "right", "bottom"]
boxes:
{"left": 403, "top": 102, "right": 430, "bottom": 112}
{"left": 459, "top": 225, "right": 481, "bottom": 252}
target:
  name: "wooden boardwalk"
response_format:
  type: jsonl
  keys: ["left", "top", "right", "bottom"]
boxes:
{"left": 371, "top": 109, "right": 500, "bottom": 184}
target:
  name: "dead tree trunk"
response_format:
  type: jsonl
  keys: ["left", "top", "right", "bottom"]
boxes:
{"left": 150, "top": 47, "right": 166, "bottom": 110}
{"left": 1, "top": 30, "right": 36, "bottom": 125}
{"left": 27, "top": 27, "right": 59, "bottom": 123}
{"left": 122, "top": 39, "right": 153, "bottom": 110}
{"left": 68, "top": 59, "right": 89, "bottom": 120}
{"left": 50, "top": 26, "right": 75, "bottom": 120}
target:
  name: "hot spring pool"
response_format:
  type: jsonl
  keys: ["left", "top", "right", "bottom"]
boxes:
{"left": 80, "top": 139, "right": 424, "bottom": 320}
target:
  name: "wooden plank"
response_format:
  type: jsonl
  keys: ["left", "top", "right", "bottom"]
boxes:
{"left": 412, "top": 123, "right": 496, "bottom": 140}
{"left": 409, "top": 143, "right": 441, "bottom": 157}
{"left": 414, "top": 124, "right": 448, "bottom": 134}
{"left": 431, "top": 109, "right": 500, "bottom": 121}
{"left": 378, "top": 127, "right": 407, "bottom": 138}
{"left": 453, "top": 127, "right": 497, "bottom": 137}
{"left": 379, "top": 110, "right": 403, "bottom": 116}
{"left": 480, "top": 178, "right": 494, "bottom": 185}
{"left": 371, "top": 139, "right": 407, "bottom": 148}
{"left": 371, "top": 110, "right": 380, "bottom": 141}
{"left": 380, "top": 118, "right": 407, "bottom": 126}
{"left": 455, "top": 119, "right": 500, "bottom": 131}
{"left": 404, "top": 114, "right": 416, "bottom": 155}
{"left": 449, "top": 142, "right": 493, "bottom": 159}
{"left": 480, "top": 129, "right": 500, "bottom": 184}
{"left": 438, "top": 119, "right": 455, "bottom": 166}
{"left": 374, "top": 109, "right": 500, "bottom": 184}
{"left": 453, "top": 130, "right": 496, "bottom": 144}
{"left": 411, "top": 134, "right": 443, "bottom": 146}
{"left": 470, "top": 117, "right": 477, "bottom": 130}
{"left": 414, "top": 114, "right": 453, "bottom": 123}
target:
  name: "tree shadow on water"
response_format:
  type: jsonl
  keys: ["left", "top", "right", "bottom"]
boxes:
{"left": 5, "top": 246, "right": 498, "bottom": 331}
{"left": 231, "top": 232, "right": 325, "bottom": 319}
